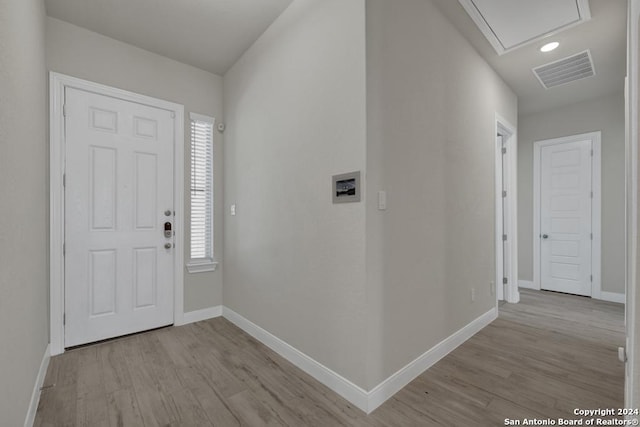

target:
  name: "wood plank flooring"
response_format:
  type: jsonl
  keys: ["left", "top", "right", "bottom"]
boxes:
{"left": 35, "top": 289, "right": 625, "bottom": 426}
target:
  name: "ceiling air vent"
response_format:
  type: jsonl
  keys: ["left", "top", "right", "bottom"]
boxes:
{"left": 533, "top": 50, "right": 595, "bottom": 89}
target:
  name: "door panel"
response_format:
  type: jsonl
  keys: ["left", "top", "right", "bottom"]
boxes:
{"left": 65, "top": 87, "right": 175, "bottom": 347}
{"left": 133, "top": 247, "right": 158, "bottom": 309}
{"left": 540, "top": 139, "right": 592, "bottom": 296}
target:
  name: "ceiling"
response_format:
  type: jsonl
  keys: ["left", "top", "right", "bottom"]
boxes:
{"left": 45, "top": 0, "right": 626, "bottom": 116}
{"left": 44, "top": 0, "right": 294, "bottom": 76}
{"left": 432, "top": 0, "right": 627, "bottom": 115}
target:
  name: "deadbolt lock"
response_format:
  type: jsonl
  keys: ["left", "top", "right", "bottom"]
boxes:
{"left": 164, "top": 222, "right": 172, "bottom": 238}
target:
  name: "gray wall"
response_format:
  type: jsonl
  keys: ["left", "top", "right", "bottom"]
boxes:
{"left": 365, "top": 0, "right": 518, "bottom": 387}
{"left": 223, "top": 0, "right": 369, "bottom": 387}
{"left": 46, "top": 17, "right": 225, "bottom": 312}
{"left": 224, "top": 0, "right": 517, "bottom": 390}
{"left": 0, "top": 0, "right": 49, "bottom": 424}
{"left": 518, "top": 92, "right": 626, "bottom": 294}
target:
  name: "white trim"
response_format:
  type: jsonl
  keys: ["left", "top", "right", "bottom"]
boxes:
{"left": 49, "top": 73, "right": 65, "bottom": 356}
{"left": 533, "top": 141, "right": 541, "bottom": 295}
{"left": 518, "top": 280, "right": 537, "bottom": 290}
{"left": 533, "top": 131, "right": 602, "bottom": 299}
{"left": 186, "top": 260, "right": 218, "bottom": 273}
{"left": 189, "top": 112, "right": 214, "bottom": 124}
{"left": 496, "top": 134, "right": 504, "bottom": 302}
{"left": 592, "top": 137, "right": 603, "bottom": 299}
{"left": 179, "top": 306, "right": 222, "bottom": 326}
{"left": 367, "top": 307, "right": 497, "bottom": 413}
{"left": 222, "top": 307, "right": 370, "bottom": 411}
{"left": 495, "top": 114, "right": 519, "bottom": 304}
{"left": 49, "top": 72, "right": 185, "bottom": 355}
{"left": 626, "top": 0, "right": 639, "bottom": 409}
{"left": 24, "top": 344, "right": 50, "bottom": 427}
{"left": 222, "top": 306, "right": 496, "bottom": 414}
{"left": 599, "top": 291, "right": 626, "bottom": 305}
{"left": 457, "top": 0, "right": 591, "bottom": 56}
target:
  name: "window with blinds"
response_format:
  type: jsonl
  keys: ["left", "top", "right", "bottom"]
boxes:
{"left": 188, "top": 113, "right": 216, "bottom": 272}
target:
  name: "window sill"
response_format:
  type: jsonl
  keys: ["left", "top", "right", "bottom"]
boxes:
{"left": 186, "top": 260, "right": 218, "bottom": 274}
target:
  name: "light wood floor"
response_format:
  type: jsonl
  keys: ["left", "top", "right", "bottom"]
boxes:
{"left": 35, "top": 289, "right": 624, "bottom": 426}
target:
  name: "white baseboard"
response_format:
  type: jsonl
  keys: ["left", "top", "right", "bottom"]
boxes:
{"left": 518, "top": 280, "right": 537, "bottom": 290}
{"left": 180, "top": 306, "right": 223, "bottom": 325}
{"left": 367, "top": 307, "right": 497, "bottom": 413}
{"left": 24, "top": 344, "right": 50, "bottom": 427}
{"left": 28, "top": 305, "right": 498, "bottom": 417}
{"left": 223, "top": 306, "right": 497, "bottom": 414}
{"left": 222, "top": 307, "right": 370, "bottom": 412}
{"left": 599, "top": 291, "right": 626, "bottom": 304}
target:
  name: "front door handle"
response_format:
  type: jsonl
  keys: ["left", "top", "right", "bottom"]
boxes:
{"left": 542, "top": 234, "right": 549, "bottom": 239}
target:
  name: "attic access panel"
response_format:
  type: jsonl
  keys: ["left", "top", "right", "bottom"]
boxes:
{"left": 458, "top": 0, "right": 591, "bottom": 55}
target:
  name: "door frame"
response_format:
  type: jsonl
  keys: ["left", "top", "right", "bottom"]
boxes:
{"left": 495, "top": 114, "right": 519, "bottom": 303}
{"left": 625, "top": 0, "right": 638, "bottom": 409}
{"left": 532, "top": 131, "right": 602, "bottom": 298}
{"left": 49, "top": 72, "right": 185, "bottom": 355}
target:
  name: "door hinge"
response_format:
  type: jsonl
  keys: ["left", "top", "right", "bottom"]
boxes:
{"left": 63, "top": 243, "right": 65, "bottom": 255}
{"left": 590, "top": 191, "right": 593, "bottom": 198}
{"left": 591, "top": 149, "right": 594, "bottom": 156}
{"left": 591, "top": 233, "right": 593, "bottom": 240}
{"left": 63, "top": 104, "right": 67, "bottom": 117}
{"left": 590, "top": 275, "right": 593, "bottom": 282}
{"left": 502, "top": 147, "right": 507, "bottom": 155}
{"left": 502, "top": 190, "right": 507, "bottom": 198}
{"left": 619, "top": 347, "right": 627, "bottom": 363}
{"left": 503, "top": 277, "right": 508, "bottom": 285}
{"left": 63, "top": 313, "right": 66, "bottom": 325}
{"left": 503, "top": 234, "right": 507, "bottom": 241}
{"left": 63, "top": 173, "right": 66, "bottom": 187}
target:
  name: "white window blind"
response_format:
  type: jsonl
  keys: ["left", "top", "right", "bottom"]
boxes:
{"left": 188, "top": 113, "right": 215, "bottom": 271}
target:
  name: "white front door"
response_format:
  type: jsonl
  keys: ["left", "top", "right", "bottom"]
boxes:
{"left": 539, "top": 139, "right": 592, "bottom": 296}
{"left": 64, "top": 87, "right": 175, "bottom": 347}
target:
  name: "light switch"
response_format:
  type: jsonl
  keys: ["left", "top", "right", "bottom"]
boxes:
{"left": 230, "top": 204, "right": 236, "bottom": 216}
{"left": 378, "top": 191, "right": 387, "bottom": 210}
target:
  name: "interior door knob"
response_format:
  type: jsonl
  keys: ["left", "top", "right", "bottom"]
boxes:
{"left": 164, "top": 243, "right": 172, "bottom": 249}
{"left": 542, "top": 234, "right": 549, "bottom": 239}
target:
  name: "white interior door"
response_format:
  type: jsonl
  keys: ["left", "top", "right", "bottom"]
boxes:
{"left": 64, "top": 87, "right": 175, "bottom": 347}
{"left": 540, "top": 139, "right": 592, "bottom": 296}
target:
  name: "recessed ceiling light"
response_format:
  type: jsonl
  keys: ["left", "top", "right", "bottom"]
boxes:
{"left": 540, "top": 42, "right": 559, "bottom": 52}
